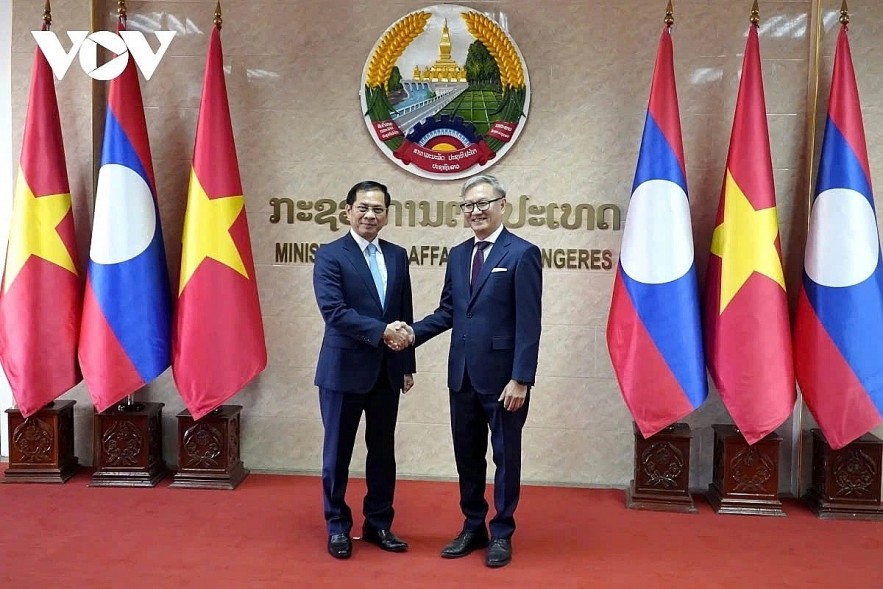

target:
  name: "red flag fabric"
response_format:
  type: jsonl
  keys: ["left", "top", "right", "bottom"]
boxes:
{"left": 0, "top": 41, "right": 82, "bottom": 416}
{"left": 703, "top": 25, "right": 796, "bottom": 444}
{"left": 172, "top": 26, "right": 267, "bottom": 420}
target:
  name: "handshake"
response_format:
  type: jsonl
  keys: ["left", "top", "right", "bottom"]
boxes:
{"left": 383, "top": 321, "right": 415, "bottom": 351}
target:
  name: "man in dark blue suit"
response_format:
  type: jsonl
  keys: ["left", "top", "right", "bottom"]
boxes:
{"left": 313, "top": 180, "right": 416, "bottom": 560}
{"left": 408, "top": 175, "right": 542, "bottom": 568}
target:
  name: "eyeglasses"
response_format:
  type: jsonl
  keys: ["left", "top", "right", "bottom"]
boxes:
{"left": 458, "top": 196, "right": 504, "bottom": 213}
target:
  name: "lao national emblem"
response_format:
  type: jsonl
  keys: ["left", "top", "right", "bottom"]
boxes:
{"left": 360, "top": 5, "right": 530, "bottom": 180}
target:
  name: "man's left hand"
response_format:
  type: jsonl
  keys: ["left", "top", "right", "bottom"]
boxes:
{"left": 499, "top": 380, "right": 527, "bottom": 412}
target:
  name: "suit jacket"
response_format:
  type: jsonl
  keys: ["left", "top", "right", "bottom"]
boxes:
{"left": 413, "top": 227, "right": 542, "bottom": 395}
{"left": 313, "top": 233, "right": 416, "bottom": 394}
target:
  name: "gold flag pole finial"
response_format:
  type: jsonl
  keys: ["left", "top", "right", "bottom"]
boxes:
{"left": 42, "top": 0, "right": 52, "bottom": 28}
{"left": 750, "top": 0, "right": 760, "bottom": 26}
{"left": 664, "top": 0, "right": 674, "bottom": 27}
{"left": 117, "top": 0, "right": 127, "bottom": 24}
{"left": 214, "top": 1, "right": 223, "bottom": 29}
{"left": 839, "top": 0, "right": 849, "bottom": 26}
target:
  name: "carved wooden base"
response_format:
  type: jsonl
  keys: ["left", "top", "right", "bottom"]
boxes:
{"left": 626, "top": 422, "right": 697, "bottom": 513}
{"left": 3, "top": 400, "right": 80, "bottom": 483}
{"left": 90, "top": 401, "right": 167, "bottom": 487}
{"left": 170, "top": 405, "right": 249, "bottom": 490}
{"left": 706, "top": 424, "right": 785, "bottom": 516}
{"left": 803, "top": 429, "right": 883, "bottom": 521}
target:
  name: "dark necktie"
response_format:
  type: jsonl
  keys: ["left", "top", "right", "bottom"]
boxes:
{"left": 471, "top": 241, "right": 490, "bottom": 293}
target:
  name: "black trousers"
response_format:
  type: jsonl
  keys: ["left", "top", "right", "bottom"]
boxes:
{"left": 319, "top": 370, "right": 400, "bottom": 535}
{"left": 450, "top": 371, "right": 529, "bottom": 539}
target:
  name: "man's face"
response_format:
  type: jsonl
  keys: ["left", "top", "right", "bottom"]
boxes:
{"left": 462, "top": 183, "right": 505, "bottom": 240}
{"left": 347, "top": 189, "right": 388, "bottom": 241}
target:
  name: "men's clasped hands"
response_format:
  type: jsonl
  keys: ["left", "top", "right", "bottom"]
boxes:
{"left": 382, "top": 321, "right": 413, "bottom": 352}
{"left": 382, "top": 321, "right": 415, "bottom": 393}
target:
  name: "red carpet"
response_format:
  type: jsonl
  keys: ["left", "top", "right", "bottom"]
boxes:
{"left": 1, "top": 468, "right": 881, "bottom": 588}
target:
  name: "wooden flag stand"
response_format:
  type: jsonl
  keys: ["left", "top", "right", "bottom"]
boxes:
{"left": 706, "top": 424, "right": 785, "bottom": 516}
{"left": 626, "top": 422, "right": 697, "bottom": 513}
{"left": 170, "top": 405, "right": 249, "bottom": 490}
{"left": 3, "top": 400, "right": 80, "bottom": 483}
{"left": 803, "top": 429, "right": 883, "bottom": 521}
{"left": 90, "top": 401, "right": 168, "bottom": 487}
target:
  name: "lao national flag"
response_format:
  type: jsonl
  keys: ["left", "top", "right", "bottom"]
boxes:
{"left": 79, "top": 23, "right": 172, "bottom": 412}
{"left": 606, "top": 26, "right": 707, "bottom": 438}
{"left": 793, "top": 26, "right": 883, "bottom": 449}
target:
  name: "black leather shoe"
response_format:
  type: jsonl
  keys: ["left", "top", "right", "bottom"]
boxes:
{"left": 440, "top": 528, "right": 490, "bottom": 559}
{"left": 362, "top": 526, "right": 409, "bottom": 552}
{"left": 485, "top": 537, "right": 512, "bottom": 568}
{"left": 328, "top": 533, "right": 352, "bottom": 559}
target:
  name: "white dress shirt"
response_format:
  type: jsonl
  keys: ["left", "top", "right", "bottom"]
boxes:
{"left": 350, "top": 229, "right": 387, "bottom": 294}
{"left": 470, "top": 223, "right": 505, "bottom": 283}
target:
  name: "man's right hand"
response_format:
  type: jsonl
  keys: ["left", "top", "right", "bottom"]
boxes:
{"left": 383, "top": 321, "right": 412, "bottom": 351}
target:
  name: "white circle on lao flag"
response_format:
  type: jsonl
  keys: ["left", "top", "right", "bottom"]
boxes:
{"left": 620, "top": 179, "right": 694, "bottom": 284}
{"left": 90, "top": 163, "right": 156, "bottom": 264}
{"left": 805, "top": 188, "right": 880, "bottom": 287}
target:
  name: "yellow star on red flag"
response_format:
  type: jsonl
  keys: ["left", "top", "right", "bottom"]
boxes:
{"left": 178, "top": 170, "right": 247, "bottom": 294}
{"left": 710, "top": 171, "right": 785, "bottom": 313}
{"left": 3, "top": 169, "right": 77, "bottom": 293}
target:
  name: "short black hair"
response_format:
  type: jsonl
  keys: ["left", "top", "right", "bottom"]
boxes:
{"left": 346, "top": 180, "right": 391, "bottom": 207}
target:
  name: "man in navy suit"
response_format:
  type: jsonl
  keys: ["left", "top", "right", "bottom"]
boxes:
{"left": 313, "top": 180, "right": 416, "bottom": 560}
{"left": 408, "top": 175, "right": 542, "bottom": 568}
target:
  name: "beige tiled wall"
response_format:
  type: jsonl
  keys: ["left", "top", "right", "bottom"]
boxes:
{"left": 8, "top": 0, "right": 883, "bottom": 491}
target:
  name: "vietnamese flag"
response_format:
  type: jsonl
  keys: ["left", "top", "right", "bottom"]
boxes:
{"left": 172, "top": 23, "right": 267, "bottom": 420}
{"left": 0, "top": 24, "right": 82, "bottom": 417}
{"left": 703, "top": 24, "right": 795, "bottom": 444}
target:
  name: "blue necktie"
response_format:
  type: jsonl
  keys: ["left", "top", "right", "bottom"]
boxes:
{"left": 366, "top": 243, "right": 385, "bottom": 308}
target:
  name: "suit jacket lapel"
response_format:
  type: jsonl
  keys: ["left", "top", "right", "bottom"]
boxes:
{"left": 342, "top": 233, "right": 384, "bottom": 310}
{"left": 450, "top": 240, "right": 471, "bottom": 303}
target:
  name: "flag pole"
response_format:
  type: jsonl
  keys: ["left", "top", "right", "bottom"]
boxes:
{"left": 35, "top": 0, "right": 55, "bottom": 413}
{"left": 119, "top": 0, "right": 132, "bottom": 411}
{"left": 113, "top": 0, "right": 144, "bottom": 414}
{"left": 790, "top": 0, "right": 825, "bottom": 500}
{"left": 10, "top": 1, "right": 53, "bottom": 413}
{"left": 42, "top": 0, "right": 51, "bottom": 30}
{"left": 208, "top": 2, "right": 229, "bottom": 416}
